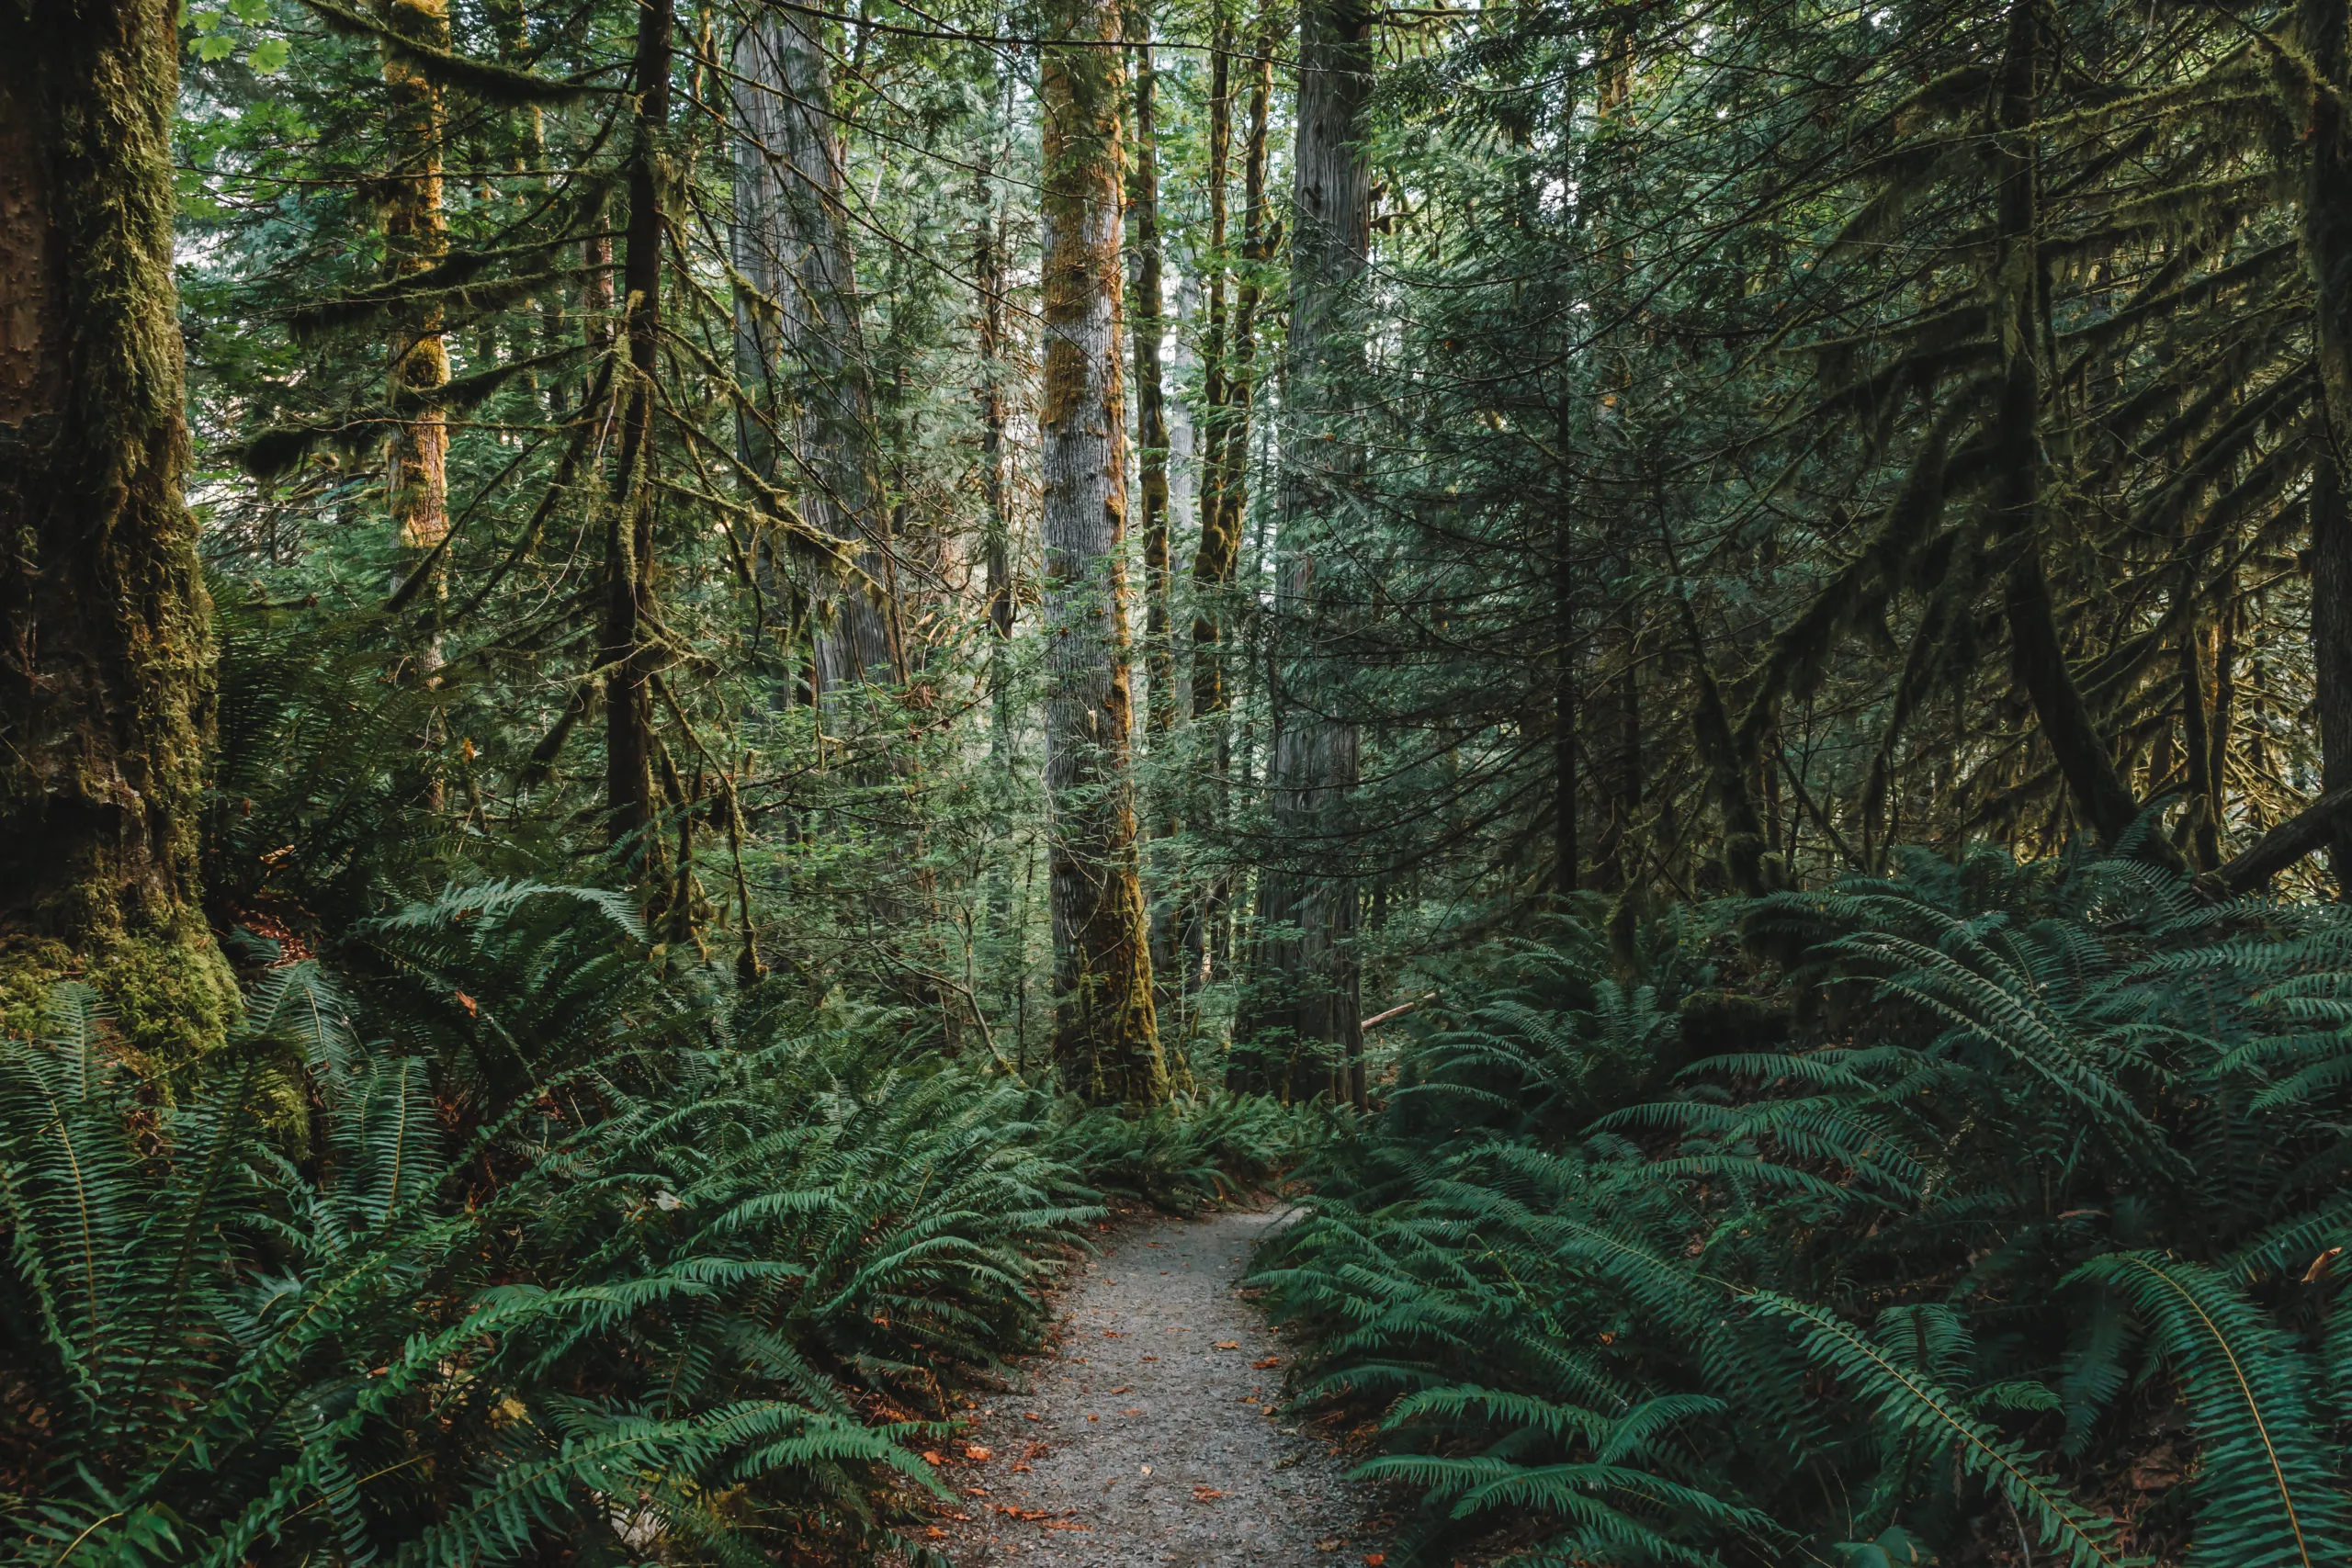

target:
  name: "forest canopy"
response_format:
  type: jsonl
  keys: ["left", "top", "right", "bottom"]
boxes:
{"left": 8, "top": 0, "right": 2352, "bottom": 1562}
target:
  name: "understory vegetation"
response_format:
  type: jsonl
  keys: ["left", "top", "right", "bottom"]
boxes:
{"left": 0, "top": 892, "right": 1312, "bottom": 1568}
{"left": 18, "top": 0, "right": 2352, "bottom": 1562}
{"left": 1261, "top": 852, "right": 2352, "bottom": 1565}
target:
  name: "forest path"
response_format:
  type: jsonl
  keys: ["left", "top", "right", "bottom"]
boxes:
{"left": 919, "top": 1205, "right": 1387, "bottom": 1566}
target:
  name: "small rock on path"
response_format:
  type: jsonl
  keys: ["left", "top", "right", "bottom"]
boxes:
{"left": 922, "top": 1205, "right": 1385, "bottom": 1566}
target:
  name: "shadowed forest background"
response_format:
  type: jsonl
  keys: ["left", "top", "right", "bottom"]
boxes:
{"left": 12, "top": 0, "right": 2352, "bottom": 1562}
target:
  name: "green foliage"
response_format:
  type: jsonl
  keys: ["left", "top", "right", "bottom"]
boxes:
{"left": 0, "top": 886, "right": 1110, "bottom": 1567}
{"left": 1258, "top": 852, "right": 2352, "bottom": 1565}
{"left": 1050, "top": 1090, "right": 1327, "bottom": 1213}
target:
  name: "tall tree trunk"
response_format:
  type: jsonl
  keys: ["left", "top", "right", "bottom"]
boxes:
{"left": 1130, "top": 4, "right": 1173, "bottom": 745}
{"left": 1243, "top": 0, "right": 1372, "bottom": 1106}
{"left": 1040, "top": 0, "right": 1167, "bottom": 1104}
{"left": 381, "top": 0, "right": 451, "bottom": 587}
{"left": 0, "top": 3, "right": 238, "bottom": 1056}
{"left": 1987, "top": 0, "right": 2141, "bottom": 849}
{"left": 1585, "top": 32, "right": 1640, "bottom": 893}
{"left": 2298, "top": 0, "right": 2352, "bottom": 889}
{"left": 1187, "top": 12, "right": 1236, "bottom": 723}
{"left": 729, "top": 13, "right": 900, "bottom": 705}
{"left": 976, "top": 125, "right": 1014, "bottom": 697}
{"left": 605, "top": 0, "right": 671, "bottom": 849}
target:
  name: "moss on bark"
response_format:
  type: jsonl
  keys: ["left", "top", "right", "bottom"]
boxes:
{"left": 0, "top": 5, "right": 238, "bottom": 1062}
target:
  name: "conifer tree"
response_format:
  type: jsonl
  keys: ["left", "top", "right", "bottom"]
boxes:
{"left": 1244, "top": 0, "right": 1372, "bottom": 1100}
{"left": 0, "top": 1, "right": 238, "bottom": 1056}
{"left": 730, "top": 9, "right": 901, "bottom": 705}
{"left": 1039, "top": 0, "right": 1167, "bottom": 1102}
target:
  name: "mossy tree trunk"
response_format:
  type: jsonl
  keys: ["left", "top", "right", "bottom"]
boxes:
{"left": 604, "top": 0, "right": 670, "bottom": 850}
{"left": 1986, "top": 0, "right": 2142, "bottom": 851}
{"left": 729, "top": 12, "right": 901, "bottom": 704}
{"left": 0, "top": 3, "right": 237, "bottom": 1058}
{"left": 380, "top": 0, "right": 452, "bottom": 589}
{"left": 1040, "top": 0, "right": 1167, "bottom": 1105}
{"left": 2297, "top": 0, "right": 2352, "bottom": 888}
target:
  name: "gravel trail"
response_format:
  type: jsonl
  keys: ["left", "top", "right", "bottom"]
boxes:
{"left": 921, "top": 1206, "right": 1385, "bottom": 1566}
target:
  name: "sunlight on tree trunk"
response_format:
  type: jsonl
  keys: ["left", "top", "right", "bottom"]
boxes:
{"left": 1040, "top": 0, "right": 1167, "bottom": 1104}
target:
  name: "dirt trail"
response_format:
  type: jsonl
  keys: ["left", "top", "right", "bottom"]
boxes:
{"left": 921, "top": 1206, "right": 1386, "bottom": 1566}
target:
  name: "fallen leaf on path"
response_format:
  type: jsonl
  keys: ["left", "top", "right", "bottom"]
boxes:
{"left": 1101, "top": 1329, "right": 1125, "bottom": 1338}
{"left": 1140, "top": 1355, "right": 1159, "bottom": 1361}
{"left": 1108, "top": 1385, "right": 1131, "bottom": 1394}
{"left": 1023, "top": 1412, "right": 1042, "bottom": 1422}
{"left": 1193, "top": 1486, "right": 1226, "bottom": 1501}
{"left": 1363, "top": 1556, "right": 1385, "bottom": 1565}
{"left": 964, "top": 1445, "right": 991, "bottom": 1461}
{"left": 921, "top": 1451, "right": 944, "bottom": 1465}
{"left": 1315, "top": 1540, "right": 1342, "bottom": 1552}
{"left": 1214, "top": 1340, "right": 1240, "bottom": 1349}
{"left": 1085, "top": 1413, "right": 1099, "bottom": 1422}
{"left": 1252, "top": 1356, "right": 1281, "bottom": 1369}
{"left": 1119, "top": 1406, "right": 1143, "bottom": 1416}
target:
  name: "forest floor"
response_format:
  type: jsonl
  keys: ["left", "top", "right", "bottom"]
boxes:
{"left": 911, "top": 1204, "right": 1393, "bottom": 1567}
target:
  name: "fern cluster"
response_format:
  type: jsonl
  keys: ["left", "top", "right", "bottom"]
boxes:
{"left": 1257, "top": 851, "right": 2352, "bottom": 1565}
{"left": 0, "top": 886, "right": 1110, "bottom": 1568}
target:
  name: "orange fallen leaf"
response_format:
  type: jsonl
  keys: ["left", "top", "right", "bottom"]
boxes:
{"left": 1108, "top": 1385, "right": 1132, "bottom": 1394}
{"left": 1214, "top": 1340, "right": 1241, "bottom": 1349}
{"left": 1363, "top": 1556, "right": 1385, "bottom": 1566}
{"left": 922, "top": 1450, "right": 945, "bottom": 1465}
{"left": 965, "top": 1444, "right": 991, "bottom": 1461}
{"left": 1085, "top": 1413, "right": 1099, "bottom": 1422}
{"left": 1023, "top": 1412, "right": 1042, "bottom": 1422}
{"left": 1252, "top": 1356, "right": 1281, "bottom": 1369}
{"left": 454, "top": 990, "right": 478, "bottom": 1017}
{"left": 1140, "top": 1355, "right": 1159, "bottom": 1361}
{"left": 1193, "top": 1486, "right": 1227, "bottom": 1501}
{"left": 1101, "top": 1329, "right": 1125, "bottom": 1338}
{"left": 1120, "top": 1406, "right": 1143, "bottom": 1416}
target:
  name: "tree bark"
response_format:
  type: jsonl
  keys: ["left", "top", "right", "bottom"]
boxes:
{"left": 1988, "top": 0, "right": 2143, "bottom": 850}
{"left": 0, "top": 2, "right": 238, "bottom": 1056}
{"left": 1242, "top": 0, "right": 1372, "bottom": 1106}
{"left": 1186, "top": 10, "right": 1236, "bottom": 723}
{"left": 1129, "top": 4, "right": 1173, "bottom": 744}
{"left": 2297, "top": 0, "right": 2352, "bottom": 890}
{"left": 1040, "top": 0, "right": 1167, "bottom": 1104}
{"left": 380, "top": 0, "right": 451, "bottom": 574}
{"left": 729, "top": 13, "right": 900, "bottom": 706}
{"left": 604, "top": 0, "right": 671, "bottom": 849}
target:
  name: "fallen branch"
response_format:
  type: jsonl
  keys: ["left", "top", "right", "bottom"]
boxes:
{"left": 1362, "top": 994, "right": 1435, "bottom": 1031}
{"left": 2209, "top": 784, "right": 2352, "bottom": 896}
